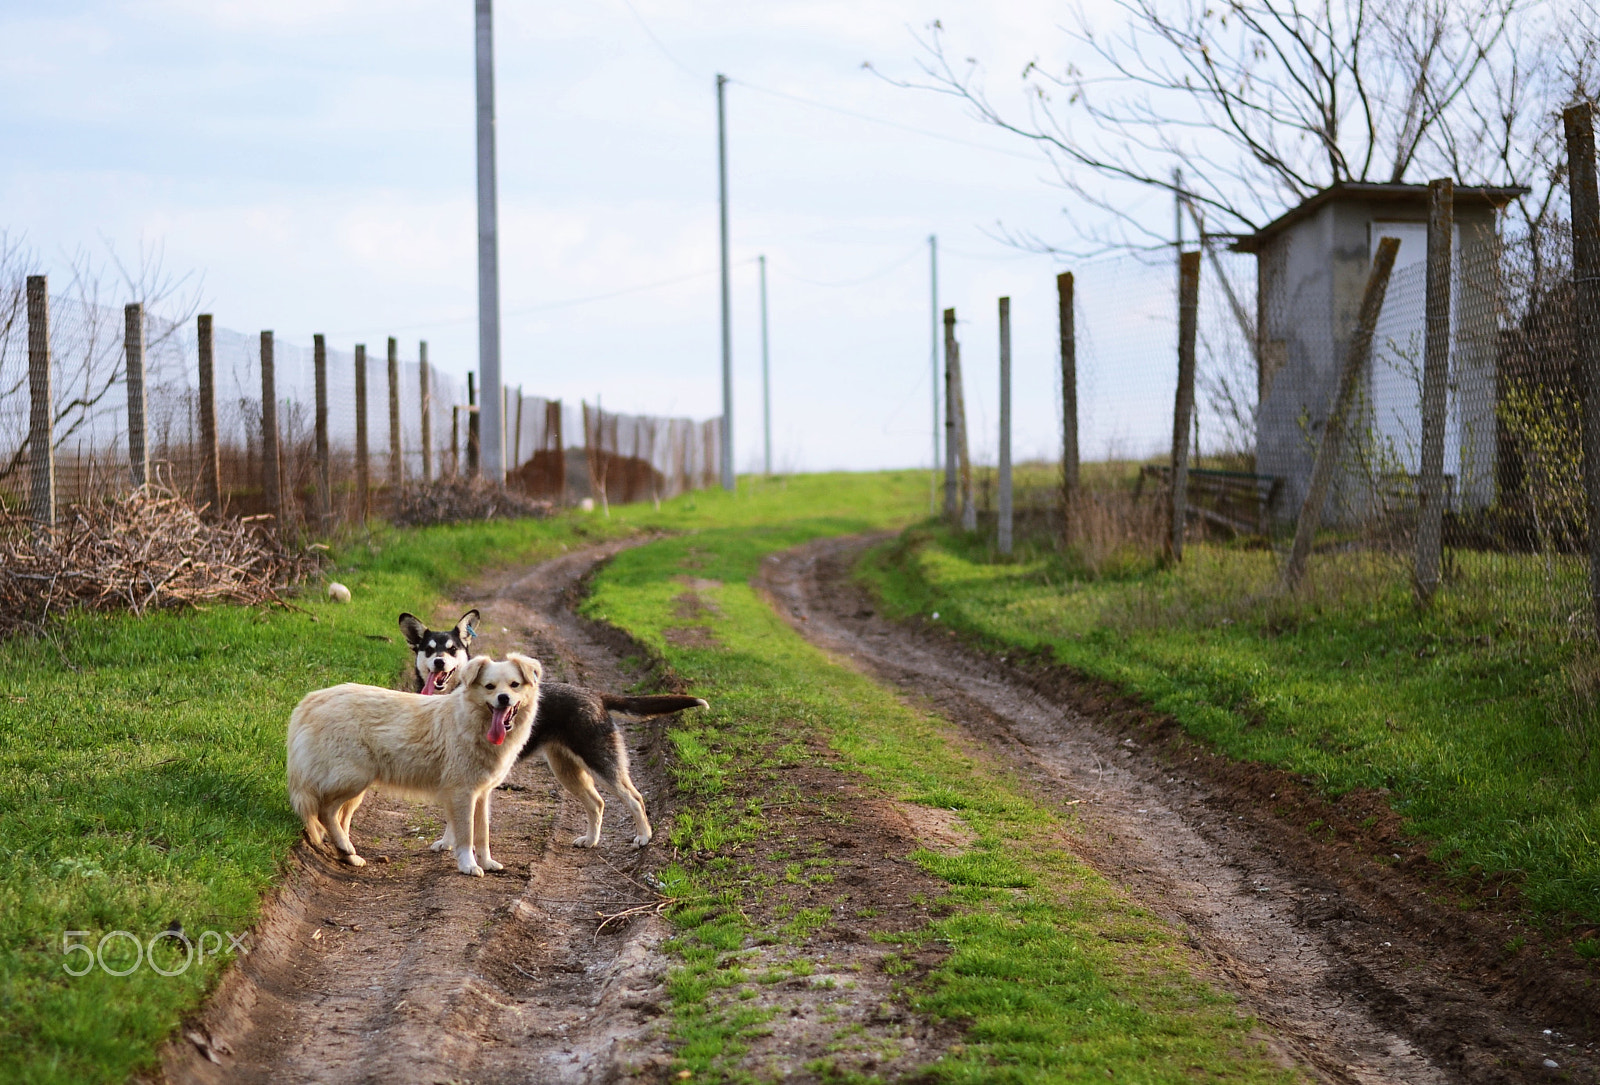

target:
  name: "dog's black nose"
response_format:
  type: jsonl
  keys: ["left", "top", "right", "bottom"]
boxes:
{"left": 496, "top": 693, "right": 511, "bottom": 707}
{"left": 432, "top": 659, "right": 446, "bottom": 671}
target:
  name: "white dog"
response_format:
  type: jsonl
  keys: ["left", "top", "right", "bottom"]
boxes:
{"left": 286, "top": 654, "right": 541, "bottom": 877}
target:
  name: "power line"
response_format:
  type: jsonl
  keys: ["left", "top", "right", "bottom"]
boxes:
{"left": 615, "top": 0, "right": 701, "bottom": 82}
{"left": 770, "top": 245, "right": 925, "bottom": 287}
{"left": 608, "top": 2, "right": 1045, "bottom": 165}
{"left": 729, "top": 78, "right": 1043, "bottom": 163}
{"left": 315, "top": 262, "right": 756, "bottom": 339}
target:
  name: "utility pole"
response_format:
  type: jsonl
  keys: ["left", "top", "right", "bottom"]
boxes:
{"left": 474, "top": 0, "right": 505, "bottom": 484}
{"left": 716, "top": 73, "right": 734, "bottom": 491}
{"left": 760, "top": 254, "right": 771, "bottom": 475}
{"left": 929, "top": 234, "right": 940, "bottom": 513}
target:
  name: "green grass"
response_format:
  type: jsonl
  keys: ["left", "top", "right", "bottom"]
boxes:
{"left": 585, "top": 520, "right": 1295, "bottom": 1081}
{"left": 862, "top": 524, "right": 1600, "bottom": 928}
{"left": 0, "top": 471, "right": 928, "bottom": 1085}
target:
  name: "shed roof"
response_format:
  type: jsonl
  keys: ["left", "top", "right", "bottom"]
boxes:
{"left": 1230, "top": 182, "right": 1528, "bottom": 253}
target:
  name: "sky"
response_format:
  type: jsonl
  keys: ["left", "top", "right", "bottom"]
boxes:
{"left": 1, "top": 0, "right": 1202, "bottom": 474}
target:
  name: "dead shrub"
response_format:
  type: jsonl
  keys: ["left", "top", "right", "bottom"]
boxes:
{"left": 392, "top": 477, "right": 552, "bottom": 528}
{"left": 0, "top": 484, "right": 319, "bottom": 636}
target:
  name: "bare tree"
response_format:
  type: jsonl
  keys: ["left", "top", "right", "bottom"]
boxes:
{"left": 0, "top": 236, "right": 204, "bottom": 485}
{"left": 882, "top": 0, "right": 1593, "bottom": 255}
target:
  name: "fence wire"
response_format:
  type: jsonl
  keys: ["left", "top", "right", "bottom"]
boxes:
{"left": 0, "top": 291, "right": 722, "bottom": 533}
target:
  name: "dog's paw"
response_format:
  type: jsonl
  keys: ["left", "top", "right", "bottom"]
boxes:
{"left": 571, "top": 836, "right": 598, "bottom": 848}
{"left": 481, "top": 857, "right": 504, "bottom": 872}
{"left": 459, "top": 863, "right": 485, "bottom": 877}
{"left": 341, "top": 853, "right": 366, "bottom": 868}
{"left": 429, "top": 836, "right": 450, "bottom": 852}
{"left": 631, "top": 833, "right": 652, "bottom": 848}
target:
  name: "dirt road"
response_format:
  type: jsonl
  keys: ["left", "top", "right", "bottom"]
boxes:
{"left": 162, "top": 540, "right": 679, "bottom": 1085}
{"left": 758, "top": 534, "right": 1598, "bottom": 1085}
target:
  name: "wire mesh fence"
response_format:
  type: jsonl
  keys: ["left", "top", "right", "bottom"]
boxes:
{"left": 0, "top": 281, "right": 724, "bottom": 535}
{"left": 942, "top": 179, "right": 1597, "bottom": 647}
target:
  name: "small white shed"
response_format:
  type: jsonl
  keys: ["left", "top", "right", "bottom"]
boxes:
{"left": 1234, "top": 182, "right": 1525, "bottom": 525}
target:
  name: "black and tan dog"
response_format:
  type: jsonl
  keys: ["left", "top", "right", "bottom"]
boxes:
{"left": 399, "top": 610, "right": 707, "bottom": 847}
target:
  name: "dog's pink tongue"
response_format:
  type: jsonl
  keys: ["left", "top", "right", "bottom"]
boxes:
{"left": 487, "top": 705, "right": 511, "bottom": 746}
{"left": 423, "top": 671, "right": 445, "bottom": 695}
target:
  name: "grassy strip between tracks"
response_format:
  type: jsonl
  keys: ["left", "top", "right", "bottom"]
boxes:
{"left": 861, "top": 524, "right": 1600, "bottom": 938}
{"left": 585, "top": 528, "right": 1297, "bottom": 1082}
{"left": 0, "top": 471, "right": 923, "bottom": 1085}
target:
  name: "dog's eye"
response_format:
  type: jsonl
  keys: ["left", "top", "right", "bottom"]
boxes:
{"left": 484, "top": 683, "right": 495, "bottom": 690}
{"left": 509, "top": 681, "right": 520, "bottom": 689}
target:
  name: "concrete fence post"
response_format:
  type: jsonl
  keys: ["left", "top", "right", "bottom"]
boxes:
{"left": 26, "top": 276, "right": 54, "bottom": 526}
{"left": 419, "top": 341, "right": 433, "bottom": 482}
{"left": 1170, "top": 251, "right": 1202, "bottom": 560}
{"left": 1565, "top": 102, "right": 1600, "bottom": 637}
{"left": 260, "top": 331, "right": 281, "bottom": 526}
{"left": 314, "top": 334, "right": 331, "bottom": 527}
{"left": 943, "top": 307, "right": 959, "bottom": 522}
{"left": 1414, "top": 177, "right": 1455, "bottom": 604}
{"left": 1284, "top": 236, "right": 1402, "bottom": 591}
{"left": 124, "top": 303, "right": 149, "bottom": 489}
{"left": 1058, "top": 271, "right": 1078, "bottom": 539}
{"left": 196, "top": 314, "right": 220, "bottom": 513}
{"left": 387, "top": 336, "right": 403, "bottom": 497}
{"left": 355, "top": 344, "right": 369, "bottom": 522}
{"left": 998, "top": 296, "right": 1013, "bottom": 556}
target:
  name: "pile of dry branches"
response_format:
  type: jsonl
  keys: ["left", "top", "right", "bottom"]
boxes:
{"left": 392, "top": 477, "right": 552, "bottom": 528}
{"left": 0, "top": 485, "right": 318, "bottom": 635}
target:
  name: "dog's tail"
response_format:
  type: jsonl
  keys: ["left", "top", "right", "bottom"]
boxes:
{"left": 288, "top": 782, "right": 325, "bottom": 846}
{"left": 600, "top": 693, "right": 709, "bottom": 717}
{"left": 286, "top": 721, "right": 326, "bottom": 846}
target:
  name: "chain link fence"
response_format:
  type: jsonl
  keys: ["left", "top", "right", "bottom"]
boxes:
{"left": 0, "top": 282, "right": 723, "bottom": 534}
{"left": 943, "top": 169, "right": 1598, "bottom": 646}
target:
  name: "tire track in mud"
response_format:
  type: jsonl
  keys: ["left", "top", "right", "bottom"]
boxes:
{"left": 160, "top": 540, "right": 679, "bottom": 1085}
{"left": 759, "top": 534, "right": 1597, "bottom": 1085}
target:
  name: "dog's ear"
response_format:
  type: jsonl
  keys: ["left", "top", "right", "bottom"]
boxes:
{"left": 457, "top": 655, "right": 491, "bottom": 689}
{"left": 398, "top": 613, "right": 428, "bottom": 649}
{"left": 508, "top": 653, "right": 542, "bottom": 686}
{"left": 454, "top": 609, "right": 482, "bottom": 645}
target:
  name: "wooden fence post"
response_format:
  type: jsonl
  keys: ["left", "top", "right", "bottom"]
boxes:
{"left": 1283, "top": 236, "right": 1401, "bottom": 590}
{"left": 1058, "top": 272, "right": 1078, "bottom": 537}
{"left": 549, "top": 399, "right": 565, "bottom": 504}
{"left": 355, "top": 343, "right": 369, "bottom": 522}
{"left": 124, "top": 302, "right": 149, "bottom": 489}
{"left": 419, "top": 340, "right": 433, "bottom": 482}
{"left": 450, "top": 406, "right": 461, "bottom": 477}
{"left": 943, "top": 308, "right": 959, "bottom": 523}
{"left": 260, "top": 331, "right": 281, "bottom": 526}
{"left": 196, "top": 314, "right": 220, "bottom": 513}
{"left": 1170, "top": 251, "right": 1202, "bottom": 560}
{"left": 314, "top": 334, "right": 331, "bottom": 527}
{"left": 512, "top": 385, "right": 524, "bottom": 473}
{"left": 1414, "top": 178, "right": 1454, "bottom": 604}
{"left": 998, "top": 296, "right": 1014, "bottom": 556}
{"left": 1565, "top": 102, "right": 1600, "bottom": 637}
{"left": 467, "top": 372, "right": 480, "bottom": 477}
{"left": 947, "top": 318, "right": 976, "bottom": 532}
{"left": 26, "top": 276, "right": 54, "bottom": 526}
{"left": 387, "top": 336, "right": 403, "bottom": 498}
